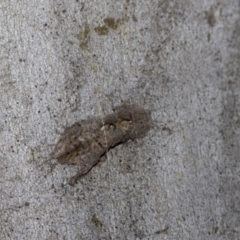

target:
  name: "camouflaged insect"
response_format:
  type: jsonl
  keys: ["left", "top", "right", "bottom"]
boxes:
{"left": 53, "top": 102, "right": 151, "bottom": 185}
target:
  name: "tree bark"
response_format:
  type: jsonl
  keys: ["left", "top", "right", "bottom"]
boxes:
{"left": 0, "top": 0, "right": 239, "bottom": 239}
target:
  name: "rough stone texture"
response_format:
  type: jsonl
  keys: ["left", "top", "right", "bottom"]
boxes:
{"left": 0, "top": 0, "right": 239, "bottom": 239}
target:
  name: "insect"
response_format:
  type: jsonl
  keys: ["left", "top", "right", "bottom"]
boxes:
{"left": 53, "top": 102, "right": 151, "bottom": 185}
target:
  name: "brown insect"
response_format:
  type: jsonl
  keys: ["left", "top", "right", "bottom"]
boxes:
{"left": 53, "top": 102, "right": 151, "bottom": 185}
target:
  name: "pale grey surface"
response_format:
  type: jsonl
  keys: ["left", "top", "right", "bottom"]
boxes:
{"left": 0, "top": 0, "right": 239, "bottom": 239}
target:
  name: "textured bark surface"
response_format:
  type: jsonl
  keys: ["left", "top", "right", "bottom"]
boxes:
{"left": 0, "top": 0, "right": 239, "bottom": 239}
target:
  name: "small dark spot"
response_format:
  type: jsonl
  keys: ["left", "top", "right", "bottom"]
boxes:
{"left": 208, "top": 13, "right": 217, "bottom": 27}
{"left": 44, "top": 23, "right": 48, "bottom": 27}
{"left": 162, "top": 126, "right": 173, "bottom": 135}
{"left": 155, "top": 226, "right": 169, "bottom": 234}
{"left": 104, "top": 18, "right": 119, "bottom": 30}
{"left": 208, "top": 33, "right": 211, "bottom": 42}
{"left": 80, "top": 4, "right": 84, "bottom": 11}
{"left": 126, "top": 164, "right": 132, "bottom": 172}
{"left": 62, "top": 9, "right": 66, "bottom": 13}
{"left": 91, "top": 214, "right": 103, "bottom": 227}
{"left": 132, "top": 14, "right": 137, "bottom": 22}
{"left": 94, "top": 25, "right": 109, "bottom": 35}
{"left": 57, "top": 98, "right": 62, "bottom": 102}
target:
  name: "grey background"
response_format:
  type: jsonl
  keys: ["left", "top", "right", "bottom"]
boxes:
{"left": 0, "top": 0, "right": 239, "bottom": 239}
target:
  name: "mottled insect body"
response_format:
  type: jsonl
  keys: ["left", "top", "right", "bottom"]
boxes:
{"left": 53, "top": 103, "right": 151, "bottom": 185}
